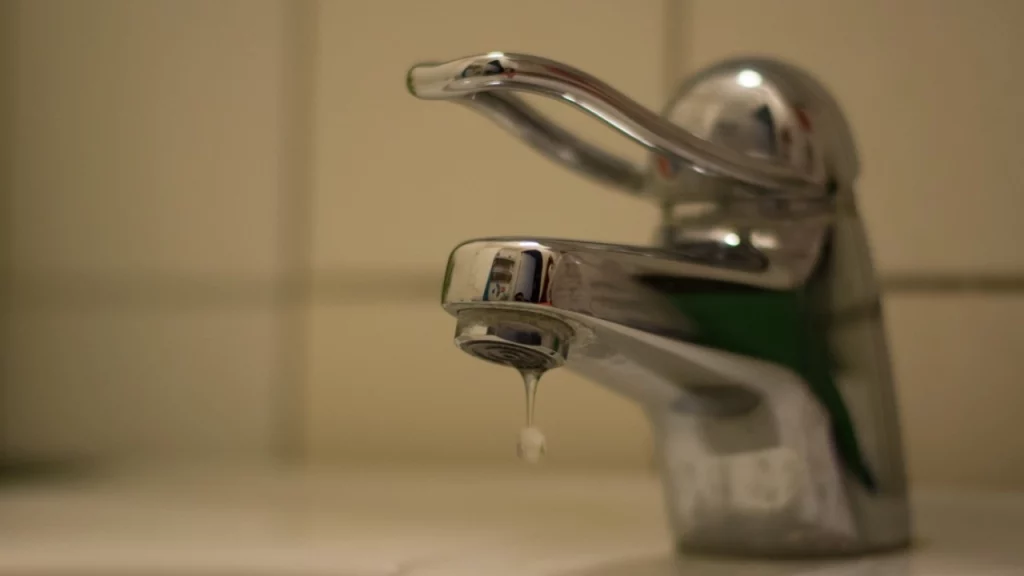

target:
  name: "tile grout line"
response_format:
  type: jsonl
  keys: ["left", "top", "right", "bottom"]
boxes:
{"left": 881, "top": 274, "right": 1024, "bottom": 294}
{"left": 272, "top": 0, "right": 318, "bottom": 467}
{"left": 655, "top": 0, "right": 690, "bottom": 473}
{"left": 662, "top": 0, "right": 691, "bottom": 101}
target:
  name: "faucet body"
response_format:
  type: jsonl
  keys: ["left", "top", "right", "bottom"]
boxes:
{"left": 412, "top": 53, "right": 910, "bottom": 557}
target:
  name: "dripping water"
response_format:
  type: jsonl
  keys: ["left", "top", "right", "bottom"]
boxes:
{"left": 516, "top": 369, "right": 547, "bottom": 463}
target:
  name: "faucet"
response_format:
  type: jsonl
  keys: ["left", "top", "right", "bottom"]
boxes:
{"left": 407, "top": 52, "right": 911, "bottom": 557}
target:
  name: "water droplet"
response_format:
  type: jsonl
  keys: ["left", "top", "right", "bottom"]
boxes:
{"left": 517, "top": 425, "right": 547, "bottom": 463}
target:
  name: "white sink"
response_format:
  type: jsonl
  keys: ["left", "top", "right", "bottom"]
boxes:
{"left": 0, "top": 467, "right": 1021, "bottom": 576}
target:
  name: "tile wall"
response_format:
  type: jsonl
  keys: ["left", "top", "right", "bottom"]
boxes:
{"left": 2, "top": 0, "right": 296, "bottom": 463}
{"left": 2, "top": 0, "right": 1021, "bottom": 488}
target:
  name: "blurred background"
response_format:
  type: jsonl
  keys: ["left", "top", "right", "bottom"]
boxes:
{"left": 0, "top": 0, "right": 1021, "bottom": 490}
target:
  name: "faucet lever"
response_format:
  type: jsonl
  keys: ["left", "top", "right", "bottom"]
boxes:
{"left": 407, "top": 52, "right": 817, "bottom": 194}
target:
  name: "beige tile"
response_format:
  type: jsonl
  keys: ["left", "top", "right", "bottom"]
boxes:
{"left": 12, "top": 0, "right": 290, "bottom": 277}
{"left": 884, "top": 294, "right": 1024, "bottom": 489}
{"left": 685, "top": 0, "right": 1024, "bottom": 273}
{"left": 0, "top": 1, "right": 14, "bottom": 270}
{"left": 305, "top": 301, "right": 652, "bottom": 468}
{"left": 3, "top": 306, "right": 278, "bottom": 461}
{"left": 311, "top": 0, "right": 664, "bottom": 272}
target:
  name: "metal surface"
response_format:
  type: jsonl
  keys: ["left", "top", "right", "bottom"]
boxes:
{"left": 410, "top": 53, "right": 910, "bottom": 557}
{"left": 407, "top": 53, "right": 821, "bottom": 194}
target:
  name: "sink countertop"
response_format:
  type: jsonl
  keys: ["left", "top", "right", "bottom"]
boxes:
{"left": 0, "top": 465, "right": 1022, "bottom": 575}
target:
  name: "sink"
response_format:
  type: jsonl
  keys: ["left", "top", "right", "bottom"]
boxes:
{"left": 1, "top": 467, "right": 1022, "bottom": 576}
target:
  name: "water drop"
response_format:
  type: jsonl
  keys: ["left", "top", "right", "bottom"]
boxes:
{"left": 518, "top": 425, "right": 546, "bottom": 463}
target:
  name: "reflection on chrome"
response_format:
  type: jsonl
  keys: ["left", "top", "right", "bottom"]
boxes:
{"left": 737, "top": 69, "right": 764, "bottom": 88}
{"left": 411, "top": 53, "right": 909, "bottom": 557}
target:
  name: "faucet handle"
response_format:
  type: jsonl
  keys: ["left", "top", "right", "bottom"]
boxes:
{"left": 407, "top": 53, "right": 845, "bottom": 197}
{"left": 443, "top": 89, "right": 647, "bottom": 193}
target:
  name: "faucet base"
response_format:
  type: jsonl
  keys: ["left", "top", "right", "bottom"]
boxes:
{"left": 654, "top": 408, "right": 912, "bottom": 558}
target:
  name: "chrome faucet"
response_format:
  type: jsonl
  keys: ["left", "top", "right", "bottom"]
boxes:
{"left": 407, "top": 53, "right": 910, "bottom": 557}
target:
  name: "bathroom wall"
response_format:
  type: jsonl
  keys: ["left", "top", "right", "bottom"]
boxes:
{"left": 2, "top": 0, "right": 1021, "bottom": 489}
{"left": 0, "top": 0, "right": 666, "bottom": 469}
{"left": 1, "top": 0, "right": 298, "bottom": 463}
{"left": 679, "top": 0, "right": 1024, "bottom": 489}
